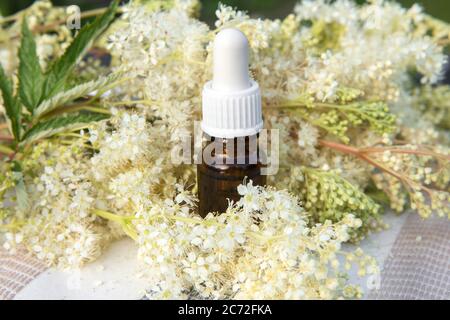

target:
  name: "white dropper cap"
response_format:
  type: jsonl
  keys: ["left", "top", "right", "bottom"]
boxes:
{"left": 202, "top": 28, "right": 263, "bottom": 138}
{"left": 212, "top": 29, "right": 251, "bottom": 92}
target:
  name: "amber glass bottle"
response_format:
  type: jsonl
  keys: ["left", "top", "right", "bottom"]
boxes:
{"left": 198, "top": 28, "right": 265, "bottom": 217}
{"left": 197, "top": 135, "right": 266, "bottom": 218}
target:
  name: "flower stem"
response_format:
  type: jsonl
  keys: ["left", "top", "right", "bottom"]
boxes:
{"left": 86, "top": 76, "right": 133, "bottom": 104}
{"left": 40, "top": 104, "right": 110, "bottom": 120}
{"left": 0, "top": 221, "right": 24, "bottom": 231}
{"left": 318, "top": 139, "right": 360, "bottom": 156}
{"left": 92, "top": 209, "right": 130, "bottom": 223}
{"left": 92, "top": 208, "right": 292, "bottom": 245}
{"left": 360, "top": 147, "right": 450, "bottom": 161}
{"left": 318, "top": 139, "right": 447, "bottom": 193}
{"left": 1, "top": 7, "right": 123, "bottom": 43}
{"left": 109, "top": 99, "right": 157, "bottom": 106}
{"left": 92, "top": 209, "right": 137, "bottom": 240}
{"left": 56, "top": 133, "right": 90, "bottom": 140}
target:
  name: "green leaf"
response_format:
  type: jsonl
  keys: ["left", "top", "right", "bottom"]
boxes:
{"left": 21, "top": 112, "right": 109, "bottom": 145}
{"left": 34, "top": 72, "right": 121, "bottom": 118}
{"left": 12, "top": 161, "right": 29, "bottom": 213}
{"left": 0, "top": 64, "right": 21, "bottom": 141}
{"left": 41, "top": 0, "right": 119, "bottom": 100}
{"left": 18, "top": 18, "right": 45, "bottom": 113}
{"left": 0, "top": 144, "right": 14, "bottom": 154}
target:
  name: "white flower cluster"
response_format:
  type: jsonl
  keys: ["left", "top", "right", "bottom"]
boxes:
{"left": 1, "top": 0, "right": 448, "bottom": 299}
{"left": 132, "top": 182, "right": 376, "bottom": 299}
{"left": 107, "top": 2, "right": 208, "bottom": 154}
{"left": 3, "top": 141, "right": 110, "bottom": 268}
{"left": 295, "top": 0, "right": 446, "bottom": 101}
{"left": 90, "top": 111, "right": 149, "bottom": 180}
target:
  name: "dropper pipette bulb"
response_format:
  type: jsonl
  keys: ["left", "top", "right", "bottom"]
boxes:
{"left": 212, "top": 28, "right": 251, "bottom": 92}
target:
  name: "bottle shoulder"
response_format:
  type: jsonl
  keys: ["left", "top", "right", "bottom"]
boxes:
{"left": 198, "top": 161, "right": 263, "bottom": 172}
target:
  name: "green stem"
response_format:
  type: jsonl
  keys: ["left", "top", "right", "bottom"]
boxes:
{"left": 0, "top": 222, "right": 21, "bottom": 231}
{"left": 40, "top": 104, "right": 110, "bottom": 120}
{"left": 86, "top": 77, "right": 133, "bottom": 104}
{"left": 76, "top": 106, "right": 111, "bottom": 115}
{"left": 92, "top": 208, "right": 291, "bottom": 245}
{"left": 109, "top": 99, "right": 158, "bottom": 106}
{"left": 92, "top": 209, "right": 137, "bottom": 240}
{"left": 276, "top": 101, "right": 358, "bottom": 113}
{"left": 92, "top": 209, "right": 132, "bottom": 223}
{"left": 122, "top": 223, "right": 138, "bottom": 241}
{"left": 56, "top": 132, "right": 90, "bottom": 140}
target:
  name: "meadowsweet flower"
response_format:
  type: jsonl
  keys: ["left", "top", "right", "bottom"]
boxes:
{"left": 0, "top": 0, "right": 448, "bottom": 300}
{"left": 297, "top": 121, "right": 319, "bottom": 156}
{"left": 109, "top": 182, "right": 378, "bottom": 299}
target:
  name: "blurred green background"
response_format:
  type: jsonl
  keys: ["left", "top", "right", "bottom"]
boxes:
{"left": 1, "top": 0, "right": 450, "bottom": 23}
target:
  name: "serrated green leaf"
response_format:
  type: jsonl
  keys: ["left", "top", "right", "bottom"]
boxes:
{"left": 0, "top": 63, "right": 21, "bottom": 141}
{"left": 34, "top": 72, "right": 121, "bottom": 117}
{"left": 18, "top": 18, "right": 45, "bottom": 113}
{"left": 41, "top": 0, "right": 119, "bottom": 100}
{"left": 21, "top": 112, "right": 109, "bottom": 145}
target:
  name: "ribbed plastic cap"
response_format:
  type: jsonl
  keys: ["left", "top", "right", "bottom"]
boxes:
{"left": 201, "top": 28, "right": 263, "bottom": 138}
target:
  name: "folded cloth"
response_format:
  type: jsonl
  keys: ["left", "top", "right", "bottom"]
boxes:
{"left": 369, "top": 213, "right": 450, "bottom": 300}
{"left": 0, "top": 247, "right": 47, "bottom": 300}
